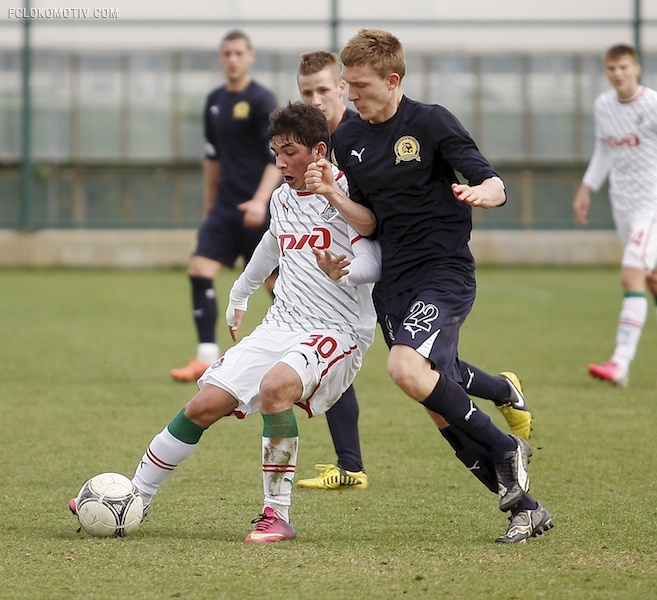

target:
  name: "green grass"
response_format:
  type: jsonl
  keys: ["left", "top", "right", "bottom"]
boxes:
{"left": 2, "top": 267, "right": 657, "bottom": 599}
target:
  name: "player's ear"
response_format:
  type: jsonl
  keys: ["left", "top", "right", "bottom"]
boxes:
{"left": 313, "top": 141, "right": 327, "bottom": 159}
{"left": 387, "top": 73, "right": 401, "bottom": 89}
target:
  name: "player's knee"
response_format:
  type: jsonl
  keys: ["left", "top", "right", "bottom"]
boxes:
{"left": 184, "top": 386, "right": 236, "bottom": 427}
{"left": 259, "top": 364, "right": 300, "bottom": 414}
{"left": 386, "top": 349, "right": 417, "bottom": 392}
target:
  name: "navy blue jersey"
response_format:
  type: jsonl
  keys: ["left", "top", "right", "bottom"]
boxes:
{"left": 329, "top": 108, "right": 358, "bottom": 164}
{"left": 341, "top": 107, "right": 359, "bottom": 125}
{"left": 332, "top": 96, "right": 500, "bottom": 297}
{"left": 203, "top": 80, "right": 278, "bottom": 216}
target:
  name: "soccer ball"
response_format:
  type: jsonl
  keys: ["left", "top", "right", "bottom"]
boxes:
{"left": 74, "top": 472, "right": 143, "bottom": 537}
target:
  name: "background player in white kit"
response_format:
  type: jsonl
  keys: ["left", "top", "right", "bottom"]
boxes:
{"left": 573, "top": 44, "right": 657, "bottom": 387}
{"left": 73, "top": 102, "right": 381, "bottom": 543}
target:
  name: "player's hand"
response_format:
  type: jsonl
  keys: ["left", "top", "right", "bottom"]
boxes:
{"left": 305, "top": 158, "right": 336, "bottom": 195}
{"left": 451, "top": 182, "right": 503, "bottom": 208}
{"left": 313, "top": 248, "right": 350, "bottom": 281}
{"left": 237, "top": 199, "right": 268, "bottom": 228}
{"left": 572, "top": 186, "right": 591, "bottom": 226}
{"left": 226, "top": 302, "right": 246, "bottom": 342}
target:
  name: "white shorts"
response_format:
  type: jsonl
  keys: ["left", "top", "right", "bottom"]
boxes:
{"left": 613, "top": 208, "right": 657, "bottom": 273}
{"left": 197, "top": 324, "right": 364, "bottom": 419}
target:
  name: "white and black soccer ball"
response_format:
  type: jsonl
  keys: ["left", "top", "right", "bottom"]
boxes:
{"left": 75, "top": 472, "right": 143, "bottom": 537}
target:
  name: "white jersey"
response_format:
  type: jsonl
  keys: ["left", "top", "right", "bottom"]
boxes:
{"left": 583, "top": 86, "right": 657, "bottom": 217}
{"left": 229, "top": 165, "right": 379, "bottom": 350}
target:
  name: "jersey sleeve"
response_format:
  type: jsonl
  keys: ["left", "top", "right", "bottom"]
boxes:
{"left": 582, "top": 99, "right": 612, "bottom": 191}
{"left": 203, "top": 91, "right": 218, "bottom": 161}
{"left": 228, "top": 231, "right": 279, "bottom": 309}
{"left": 335, "top": 230, "right": 382, "bottom": 287}
{"left": 255, "top": 89, "right": 278, "bottom": 166}
{"left": 429, "top": 105, "right": 499, "bottom": 185}
{"left": 582, "top": 137, "right": 611, "bottom": 191}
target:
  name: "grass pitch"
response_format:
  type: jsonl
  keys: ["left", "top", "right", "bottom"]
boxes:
{"left": 2, "top": 266, "right": 657, "bottom": 599}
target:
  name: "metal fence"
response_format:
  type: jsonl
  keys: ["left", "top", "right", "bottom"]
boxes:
{"left": 2, "top": 46, "right": 656, "bottom": 230}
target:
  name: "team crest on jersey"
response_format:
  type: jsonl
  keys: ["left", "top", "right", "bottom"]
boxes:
{"left": 394, "top": 135, "right": 421, "bottom": 164}
{"left": 320, "top": 203, "right": 338, "bottom": 221}
{"left": 233, "top": 101, "right": 250, "bottom": 119}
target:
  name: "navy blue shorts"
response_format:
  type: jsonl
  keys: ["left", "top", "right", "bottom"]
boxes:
{"left": 381, "top": 275, "right": 476, "bottom": 383}
{"left": 194, "top": 210, "right": 269, "bottom": 267}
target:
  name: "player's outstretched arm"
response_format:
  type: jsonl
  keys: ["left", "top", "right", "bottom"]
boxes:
{"left": 237, "top": 164, "right": 282, "bottom": 228}
{"left": 451, "top": 177, "right": 506, "bottom": 209}
{"left": 227, "top": 232, "right": 279, "bottom": 340}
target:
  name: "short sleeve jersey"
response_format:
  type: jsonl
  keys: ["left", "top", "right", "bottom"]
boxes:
{"left": 203, "top": 80, "right": 278, "bottom": 216}
{"left": 332, "top": 96, "right": 500, "bottom": 296}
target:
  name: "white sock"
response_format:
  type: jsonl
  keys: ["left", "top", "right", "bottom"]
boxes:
{"left": 611, "top": 294, "right": 647, "bottom": 370}
{"left": 261, "top": 436, "right": 298, "bottom": 523}
{"left": 197, "top": 342, "right": 220, "bottom": 363}
{"left": 132, "top": 427, "right": 198, "bottom": 501}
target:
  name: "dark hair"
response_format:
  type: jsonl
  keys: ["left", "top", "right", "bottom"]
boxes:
{"left": 221, "top": 29, "right": 252, "bottom": 50}
{"left": 605, "top": 44, "right": 638, "bottom": 63}
{"left": 268, "top": 102, "right": 330, "bottom": 149}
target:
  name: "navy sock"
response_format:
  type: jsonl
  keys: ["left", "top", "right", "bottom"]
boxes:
{"left": 512, "top": 493, "right": 540, "bottom": 513}
{"left": 458, "top": 360, "right": 509, "bottom": 405}
{"left": 421, "top": 374, "right": 515, "bottom": 460}
{"left": 440, "top": 426, "right": 498, "bottom": 493}
{"left": 190, "top": 275, "right": 217, "bottom": 343}
{"left": 326, "top": 385, "right": 363, "bottom": 472}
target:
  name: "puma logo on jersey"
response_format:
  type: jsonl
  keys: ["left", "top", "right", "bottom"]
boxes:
{"left": 351, "top": 148, "right": 365, "bottom": 162}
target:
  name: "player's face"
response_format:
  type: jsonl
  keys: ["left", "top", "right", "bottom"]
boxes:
{"left": 343, "top": 64, "right": 400, "bottom": 124}
{"left": 605, "top": 55, "right": 641, "bottom": 100}
{"left": 298, "top": 69, "right": 346, "bottom": 125}
{"left": 271, "top": 135, "right": 324, "bottom": 191}
{"left": 219, "top": 39, "right": 254, "bottom": 84}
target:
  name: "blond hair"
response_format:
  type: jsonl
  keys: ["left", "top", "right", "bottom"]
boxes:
{"left": 340, "top": 29, "right": 405, "bottom": 81}
{"left": 298, "top": 51, "right": 341, "bottom": 83}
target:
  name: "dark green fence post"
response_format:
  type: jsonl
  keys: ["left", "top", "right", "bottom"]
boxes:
{"left": 19, "top": 0, "right": 33, "bottom": 231}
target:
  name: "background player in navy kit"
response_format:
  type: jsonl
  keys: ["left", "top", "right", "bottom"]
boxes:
{"left": 170, "top": 29, "right": 281, "bottom": 382}
{"left": 297, "top": 51, "right": 535, "bottom": 495}
{"left": 306, "top": 29, "right": 553, "bottom": 543}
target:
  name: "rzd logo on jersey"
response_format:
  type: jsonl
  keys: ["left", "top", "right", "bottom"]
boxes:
{"left": 279, "top": 227, "right": 331, "bottom": 255}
